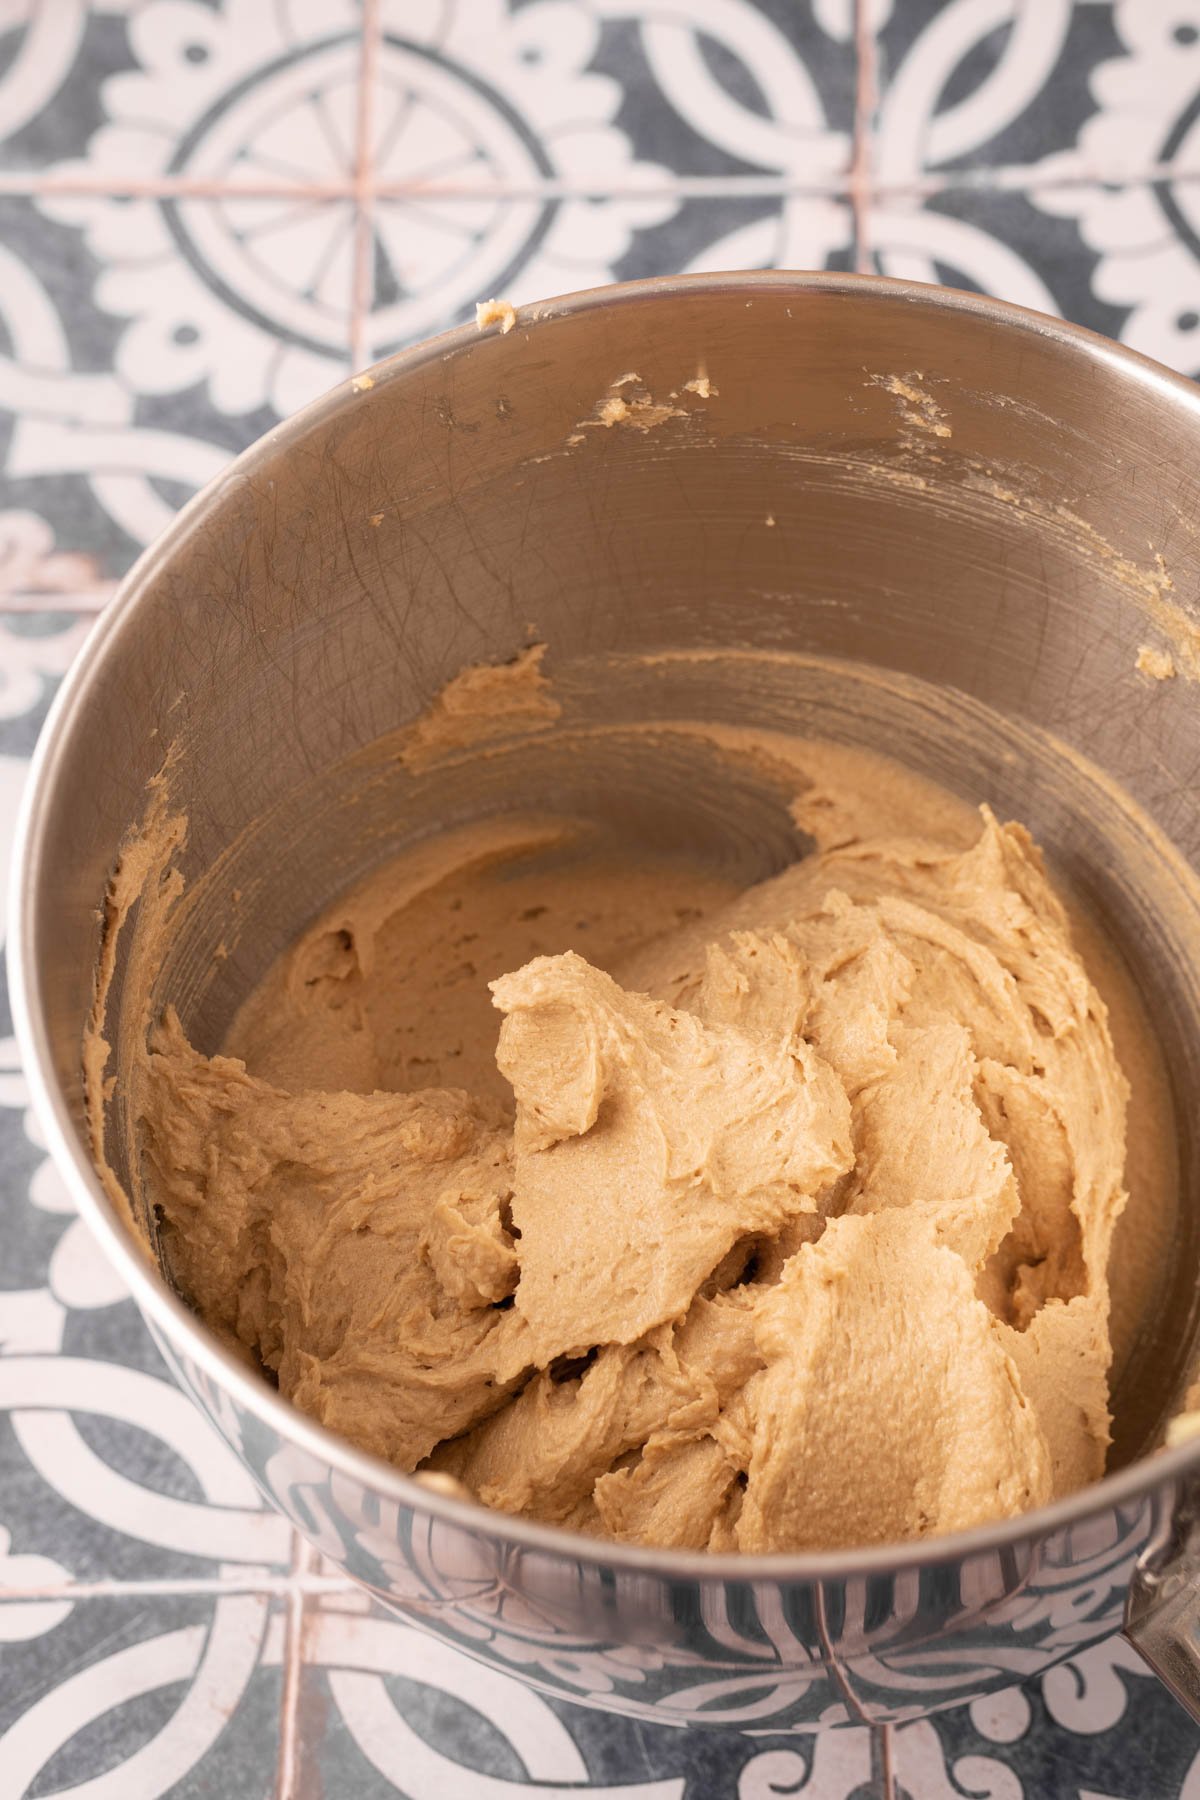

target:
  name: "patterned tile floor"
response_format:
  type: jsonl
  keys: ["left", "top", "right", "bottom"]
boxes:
{"left": 3, "top": 2, "right": 1200, "bottom": 1795}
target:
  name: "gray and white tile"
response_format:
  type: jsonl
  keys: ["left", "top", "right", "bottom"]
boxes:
{"left": 2, "top": 4, "right": 1200, "bottom": 1797}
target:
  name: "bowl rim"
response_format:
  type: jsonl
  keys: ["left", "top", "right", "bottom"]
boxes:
{"left": 12, "top": 266, "right": 1200, "bottom": 1584}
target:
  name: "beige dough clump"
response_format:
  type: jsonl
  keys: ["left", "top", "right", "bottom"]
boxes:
{"left": 475, "top": 297, "right": 516, "bottom": 334}
{"left": 138, "top": 776, "right": 1131, "bottom": 1553}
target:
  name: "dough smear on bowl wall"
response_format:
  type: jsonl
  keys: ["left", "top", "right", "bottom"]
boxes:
{"left": 114, "top": 678, "right": 1152, "bottom": 1555}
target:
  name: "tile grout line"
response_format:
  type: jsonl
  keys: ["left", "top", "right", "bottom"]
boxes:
{"left": 349, "top": 0, "right": 383, "bottom": 373}
{"left": 879, "top": 1721, "right": 898, "bottom": 1800}
{"left": 0, "top": 586, "right": 116, "bottom": 614}
{"left": 850, "top": 0, "right": 878, "bottom": 273}
{"left": 0, "top": 173, "right": 361, "bottom": 198}
{"left": 274, "top": 1533, "right": 316, "bottom": 1800}
{"left": 0, "top": 1573, "right": 357, "bottom": 1600}
{"left": 0, "top": 161, "right": 1198, "bottom": 205}
{"left": 813, "top": 1583, "right": 875, "bottom": 1730}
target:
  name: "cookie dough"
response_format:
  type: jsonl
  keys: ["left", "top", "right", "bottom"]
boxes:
{"left": 137, "top": 749, "right": 1135, "bottom": 1553}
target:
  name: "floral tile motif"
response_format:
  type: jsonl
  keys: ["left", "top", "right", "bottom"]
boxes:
{"left": 0, "top": 192, "right": 300, "bottom": 599}
{"left": 0, "top": 0, "right": 861, "bottom": 597}
{"left": 364, "top": 185, "right": 683, "bottom": 356}
{"left": 365, "top": 188, "right": 855, "bottom": 349}
{"left": 0, "top": 2, "right": 365, "bottom": 185}
{"left": 867, "top": 183, "right": 1131, "bottom": 337}
{"left": 35, "top": 187, "right": 356, "bottom": 418}
{"left": 1034, "top": 4, "right": 1200, "bottom": 184}
{"left": 0, "top": 0, "right": 856, "bottom": 195}
{"left": 898, "top": 1641, "right": 1200, "bottom": 1800}
{"left": 874, "top": 1, "right": 1128, "bottom": 184}
{"left": 360, "top": 0, "right": 852, "bottom": 353}
{"left": 615, "top": 190, "right": 855, "bottom": 281}
{"left": 0, "top": 5, "right": 134, "bottom": 175}
{"left": 3, "top": 4, "right": 1200, "bottom": 1798}
{"left": 0, "top": 1592, "right": 283, "bottom": 1800}
{"left": 571, "top": 0, "right": 856, "bottom": 182}
{"left": 1029, "top": 161, "right": 1200, "bottom": 381}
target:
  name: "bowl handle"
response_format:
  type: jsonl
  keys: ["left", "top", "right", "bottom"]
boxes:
{"left": 1125, "top": 1477, "right": 1200, "bottom": 1721}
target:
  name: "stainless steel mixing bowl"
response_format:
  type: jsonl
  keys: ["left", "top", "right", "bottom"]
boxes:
{"left": 13, "top": 272, "right": 1200, "bottom": 1732}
